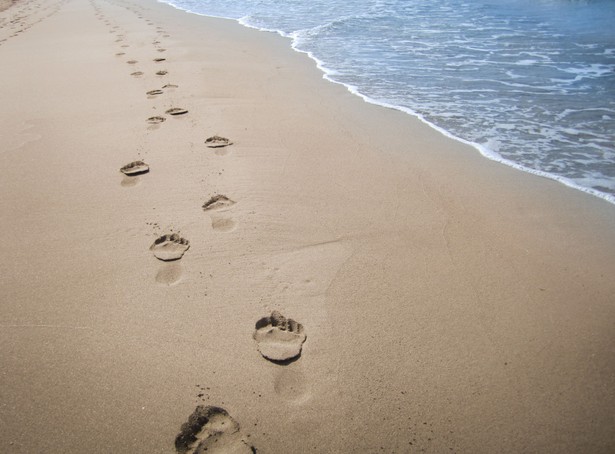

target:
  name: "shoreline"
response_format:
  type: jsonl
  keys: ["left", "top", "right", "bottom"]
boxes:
{"left": 1, "top": 0, "right": 615, "bottom": 452}
{"left": 160, "top": 0, "right": 615, "bottom": 208}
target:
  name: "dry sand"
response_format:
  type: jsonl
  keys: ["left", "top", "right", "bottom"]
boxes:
{"left": 1, "top": 0, "right": 614, "bottom": 452}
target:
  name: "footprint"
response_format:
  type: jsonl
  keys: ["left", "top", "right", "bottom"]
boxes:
{"left": 202, "top": 195, "right": 235, "bottom": 211}
{"left": 162, "top": 83, "right": 179, "bottom": 89}
{"left": 156, "top": 70, "right": 168, "bottom": 76}
{"left": 120, "top": 160, "right": 149, "bottom": 176}
{"left": 166, "top": 108, "right": 188, "bottom": 116}
{"left": 131, "top": 71, "right": 144, "bottom": 77}
{"left": 146, "top": 89, "right": 164, "bottom": 96}
{"left": 205, "top": 136, "right": 233, "bottom": 149}
{"left": 127, "top": 59, "right": 137, "bottom": 64}
{"left": 203, "top": 196, "right": 236, "bottom": 232}
{"left": 155, "top": 261, "right": 183, "bottom": 285}
{"left": 153, "top": 57, "right": 166, "bottom": 62}
{"left": 157, "top": 48, "right": 166, "bottom": 52}
{"left": 175, "top": 406, "right": 254, "bottom": 454}
{"left": 115, "top": 52, "right": 125, "bottom": 56}
{"left": 150, "top": 233, "right": 189, "bottom": 261}
{"left": 121, "top": 44, "right": 129, "bottom": 48}
{"left": 253, "top": 311, "right": 306, "bottom": 363}
{"left": 147, "top": 116, "right": 166, "bottom": 124}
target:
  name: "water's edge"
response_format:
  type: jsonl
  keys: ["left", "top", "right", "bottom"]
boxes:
{"left": 159, "top": 0, "right": 615, "bottom": 207}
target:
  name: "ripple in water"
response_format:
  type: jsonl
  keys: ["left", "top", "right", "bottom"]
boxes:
{"left": 164, "top": 0, "right": 615, "bottom": 203}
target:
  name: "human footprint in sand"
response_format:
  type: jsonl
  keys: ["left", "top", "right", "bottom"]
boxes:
{"left": 175, "top": 406, "right": 254, "bottom": 454}
{"left": 150, "top": 233, "right": 190, "bottom": 261}
{"left": 204, "top": 135, "right": 233, "bottom": 148}
{"left": 253, "top": 311, "right": 306, "bottom": 363}
{"left": 120, "top": 160, "right": 149, "bottom": 176}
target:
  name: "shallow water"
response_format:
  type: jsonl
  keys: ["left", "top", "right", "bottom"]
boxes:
{"left": 162, "top": 0, "right": 615, "bottom": 204}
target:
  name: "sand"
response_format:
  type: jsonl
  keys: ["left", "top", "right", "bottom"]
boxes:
{"left": 1, "top": 0, "right": 614, "bottom": 452}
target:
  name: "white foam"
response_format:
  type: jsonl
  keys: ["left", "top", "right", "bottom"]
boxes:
{"left": 516, "top": 59, "right": 538, "bottom": 65}
{"left": 303, "top": 67, "right": 615, "bottom": 206}
{"left": 156, "top": 0, "right": 615, "bottom": 207}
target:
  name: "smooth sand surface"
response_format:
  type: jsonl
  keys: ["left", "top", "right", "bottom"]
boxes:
{"left": 1, "top": 0, "right": 615, "bottom": 452}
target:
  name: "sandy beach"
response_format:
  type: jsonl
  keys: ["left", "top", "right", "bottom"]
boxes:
{"left": 1, "top": 0, "right": 615, "bottom": 452}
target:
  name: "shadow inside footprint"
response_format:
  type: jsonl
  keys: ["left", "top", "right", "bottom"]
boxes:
{"left": 120, "top": 160, "right": 149, "bottom": 176}
{"left": 153, "top": 57, "right": 166, "bottom": 62}
{"left": 150, "top": 233, "right": 189, "bottom": 261}
{"left": 146, "top": 89, "right": 164, "bottom": 96}
{"left": 254, "top": 311, "right": 306, "bottom": 364}
{"left": 175, "top": 406, "right": 254, "bottom": 454}
{"left": 205, "top": 135, "right": 233, "bottom": 148}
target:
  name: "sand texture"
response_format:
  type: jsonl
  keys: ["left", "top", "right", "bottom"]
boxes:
{"left": 1, "top": 0, "right": 615, "bottom": 452}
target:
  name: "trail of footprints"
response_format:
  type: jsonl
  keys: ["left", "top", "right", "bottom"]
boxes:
{"left": 99, "top": 0, "right": 307, "bottom": 450}
{"left": 0, "top": 0, "right": 69, "bottom": 46}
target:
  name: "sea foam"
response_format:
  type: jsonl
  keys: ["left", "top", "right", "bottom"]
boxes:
{"left": 160, "top": 0, "right": 615, "bottom": 205}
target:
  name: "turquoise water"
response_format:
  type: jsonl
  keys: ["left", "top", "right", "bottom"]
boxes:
{"left": 161, "top": 0, "right": 615, "bottom": 204}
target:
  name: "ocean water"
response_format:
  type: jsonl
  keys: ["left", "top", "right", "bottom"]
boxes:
{"left": 161, "top": 0, "right": 615, "bottom": 205}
